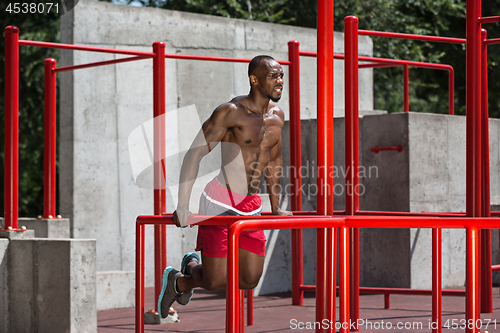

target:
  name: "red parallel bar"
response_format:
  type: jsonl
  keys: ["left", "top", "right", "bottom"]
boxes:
{"left": 339, "top": 225, "right": 350, "bottom": 333}
{"left": 152, "top": 41, "right": 167, "bottom": 309}
{"left": 358, "top": 62, "right": 400, "bottom": 69}
{"left": 359, "top": 287, "right": 465, "bottom": 296}
{"left": 247, "top": 291, "right": 253, "bottom": 325}
{"left": 54, "top": 56, "right": 149, "bottom": 73}
{"left": 344, "top": 216, "right": 500, "bottom": 229}
{"left": 316, "top": 0, "right": 335, "bottom": 331}
{"left": 44, "top": 59, "right": 57, "bottom": 218}
{"left": 466, "top": 0, "right": 482, "bottom": 219}
{"left": 226, "top": 218, "right": 345, "bottom": 333}
{"left": 370, "top": 145, "right": 403, "bottom": 153}
{"left": 480, "top": 28, "right": 493, "bottom": 314}
{"left": 135, "top": 221, "right": 145, "bottom": 333}
{"left": 466, "top": 226, "right": 481, "bottom": 333}
{"left": 403, "top": 64, "right": 409, "bottom": 112}
{"left": 357, "top": 210, "right": 465, "bottom": 217}
{"left": 492, "top": 265, "right": 500, "bottom": 271}
{"left": 288, "top": 40, "right": 304, "bottom": 306}
{"left": 358, "top": 29, "right": 466, "bottom": 44}
{"left": 345, "top": 16, "right": 360, "bottom": 331}
{"left": 485, "top": 38, "right": 500, "bottom": 45}
{"left": 448, "top": 67, "right": 455, "bottom": 115}
{"left": 164, "top": 53, "right": 290, "bottom": 66}
{"left": 478, "top": 16, "right": 500, "bottom": 24}
{"left": 18, "top": 39, "right": 154, "bottom": 57}
{"left": 4, "top": 26, "right": 19, "bottom": 230}
{"left": 432, "top": 228, "right": 442, "bottom": 333}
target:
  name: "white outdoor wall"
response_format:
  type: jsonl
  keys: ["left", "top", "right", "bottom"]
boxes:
{"left": 59, "top": 0, "right": 374, "bottom": 304}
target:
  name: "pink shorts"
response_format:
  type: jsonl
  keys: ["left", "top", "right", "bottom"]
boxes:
{"left": 195, "top": 177, "right": 266, "bottom": 258}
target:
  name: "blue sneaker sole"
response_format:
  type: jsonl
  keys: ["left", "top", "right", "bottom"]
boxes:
{"left": 157, "top": 266, "right": 174, "bottom": 318}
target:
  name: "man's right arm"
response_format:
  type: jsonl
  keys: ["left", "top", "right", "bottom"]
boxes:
{"left": 173, "top": 104, "right": 234, "bottom": 227}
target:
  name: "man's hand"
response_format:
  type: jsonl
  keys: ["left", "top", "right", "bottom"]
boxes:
{"left": 273, "top": 207, "right": 293, "bottom": 216}
{"left": 173, "top": 208, "right": 193, "bottom": 228}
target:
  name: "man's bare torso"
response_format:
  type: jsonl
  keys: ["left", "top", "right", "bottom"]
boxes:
{"left": 215, "top": 96, "right": 285, "bottom": 195}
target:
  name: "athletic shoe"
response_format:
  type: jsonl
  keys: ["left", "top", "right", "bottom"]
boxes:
{"left": 157, "top": 266, "right": 182, "bottom": 318}
{"left": 176, "top": 252, "right": 200, "bottom": 305}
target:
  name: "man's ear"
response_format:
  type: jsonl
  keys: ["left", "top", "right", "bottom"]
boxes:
{"left": 249, "top": 74, "right": 258, "bottom": 85}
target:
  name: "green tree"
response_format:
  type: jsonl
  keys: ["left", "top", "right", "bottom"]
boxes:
{"left": 1, "top": 5, "right": 60, "bottom": 218}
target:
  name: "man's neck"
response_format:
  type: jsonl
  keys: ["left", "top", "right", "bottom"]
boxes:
{"left": 247, "top": 91, "right": 270, "bottom": 115}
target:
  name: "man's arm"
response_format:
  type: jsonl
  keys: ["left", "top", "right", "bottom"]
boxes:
{"left": 173, "top": 104, "right": 234, "bottom": 227}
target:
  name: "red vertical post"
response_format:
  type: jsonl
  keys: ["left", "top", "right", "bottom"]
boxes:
{"left": 339, "top": 225, "right": 350, "bottom": 333}
{"left": 227, "top": 223, "right": 240, "bottom": 333}
{"left": 466, "top": 226, "right": 480, "bottom": 333}
{"left": 240, "top": 289, "right": 245, "bottom": 333}
{"left": 432, "top": 228, "right": 442, "bottom": 333}
{"left": 448, "top": 68, "right": 455, "bottom": 115}
{"left": 344, "top": 15, "right": 359, "bottom": 331}
{"left": 316, "top": 0, "right": 335, "bottom": 331}
{"left": 153, "top": 41, "right": 167, "bottom": 306}
{"left": 403, "top": 64, "right": 409, "bottom": 112}
{"left": 135, "top": 222, "right": 145, "bottom": 333}
{"left": 288, "top": 40, "right": 304, "bottom": 306}
{"left": 247, "top": 290, "right": 253, "bottom": 325}
{"left": 480, "top": 28, "right": 493, "bottom": 313}
{"left": 44, "top": 58, "right": 57, "bottom": 219}
{"left": 4, "top": 26, "right": 20, "bottom": 230}
{"left": 465, "top": 0, "right": 482, "bottom": 219}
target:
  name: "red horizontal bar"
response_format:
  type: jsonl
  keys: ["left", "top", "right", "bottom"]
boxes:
{"left": 370, "top": 145, "right": 403, "bottom": 153}
{"left": 300, "top": 51, "right": 453, "bottom": 72}
{"left": 345, "top": 216, "right": 500, "bottom": 229}
{"left": 492, "top": 265, "right": 500, "bottom": 271}
{"left": 359, "top": 62, "right": 401, "bottom": 69}
{"left": 18, "top": 40, "right": 154, "bottom": 57}
{"left": 54, "top": 56, "right": 149, "bottom": 73}
{"left": 478, "top": 16, "right": 500, "bottom": 24}
{"left": 136, "top": 213, "right": 338, "bottom": 226}
{"left": 358, "top": 29, "right": 466, "bottom": 44}
{"left": 357, "top": 210, "right": 466, "bottom": 217}
{"left": 485, "top": 38, "right": 500, "bottom": 46}
{"left": 360, "top": 287, "right": 465, "bottom": 297}
{"left": 164, "top": 53, "right": 290, "bottom": 66}
{"left": 300, "top": 285, "right": 316, "bottom": 291}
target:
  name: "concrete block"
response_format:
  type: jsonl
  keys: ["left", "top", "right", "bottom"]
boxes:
{"left": 97, "top": 271, "right": 134, "bottom": 310}
{"left": 18, "top": 217, "right": 70, "bottom": 238}
{"left": 0, "top": 239, "right": 9, "bottom": 333}
{"left": 8, "top": 238, "right": 96, "bottom": 333}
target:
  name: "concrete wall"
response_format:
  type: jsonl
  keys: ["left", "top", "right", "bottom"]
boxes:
{"left": 59, "top": 0, "right": 374, "bottom": 299}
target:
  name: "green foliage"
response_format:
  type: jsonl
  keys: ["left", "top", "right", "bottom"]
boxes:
{"left": 1, "top": 7, "right": 60, "bottom": 217}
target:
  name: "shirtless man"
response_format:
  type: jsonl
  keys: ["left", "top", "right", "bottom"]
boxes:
{"left": 158, "top": 55, "right": 292, "bottom": 317}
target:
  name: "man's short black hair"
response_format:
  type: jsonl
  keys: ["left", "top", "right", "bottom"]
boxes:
{"left": 248, "top": 55, "right": 276, "bottom": 77}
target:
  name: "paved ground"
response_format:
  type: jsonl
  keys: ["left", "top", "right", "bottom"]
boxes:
{"left": 98, "top": 287, "right": 500, "bottom": 332}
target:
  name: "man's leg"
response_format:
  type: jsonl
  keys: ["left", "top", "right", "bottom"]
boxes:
{"left": 177, "top": 248, "right": 265, "bottom": 292}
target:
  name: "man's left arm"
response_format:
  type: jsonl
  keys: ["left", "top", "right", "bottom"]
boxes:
{"left": 265, "top": 137, "right": 293, "bottom": 215}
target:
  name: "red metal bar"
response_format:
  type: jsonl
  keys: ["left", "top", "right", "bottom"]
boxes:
{"left": 360, "top": 287, "right": 466, "bottom": 296}
{"left": 478, "top": 16, "right": 500, "bottom": 24}
{"left": 53, "top": 56, "right": 149, "bottom": 73}
{"left": 466, "top": 0, "right": 482, "bottom": 219}
{"left": 135, "top": 221, "right": 145, "bottom": 333}
{"left": 339, "top": 225, "right": 350, "bottom": 333}
{"left": 164, "top": 53, "right": 290, "bottom": 66}
{"left": 44, "top": 59, "right": 57, "bottom": 218}
{"left": 370, "top": 145, "right": 403, "bottom": 153}
{"left": 345, "top": 16, "right": 360, "bottom": 331}
{"left": 466, "top": 226, "right": 481, "bottom": 333}
{"left": 153, "top": 41, "right": 167, "bottom": 309}
{"left": 18, "top": 39, "right": 154, "bottom": 57}
{"left": 240, "top": 289, "right": 245, "bottom": 332}
{"left": 403, "top": 64, "right": 409, "bottom": 112}
{"left": 247, "top": 291, "right": 253, "bottom": 325}
{"left": 288, "top": 40, "right": 304, "bottom": 306}
{"left": 358, "top": 62, "right": 400, "bottom": 69}
{"left": 344, "top": 216, "right": 500, "bottom": 229}
{"left": 358, "top": 29, "right": 466, "bottom": 44}
{"left": 4, "top": 26, "right": 19, "bottom": 230}
{"left": 316, "top": 0, "right": 335, "bottom": 331}
{"left": 226, "top": 218, "right": 345, "bottom": 333}
{"left": 485, "top": 38, "right": 500, "bottom": 45}
{"left": 448, "top": 67, "right": 455, "bottom": 115}
{"left": 384, "top": 293, "right": 390, "bottom": 309}
{"left": 492, "top": 265, "right": 500, "bottom": 271}
{"left": 432, "top": 228, "right": 442, "bottom": 333}
{"left": 480, "top": 28, "right": 493, "bottom": 314}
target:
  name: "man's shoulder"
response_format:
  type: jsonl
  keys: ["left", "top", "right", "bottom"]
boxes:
{"left": 269, "top": 102, "right": 285, "bottom": 121}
